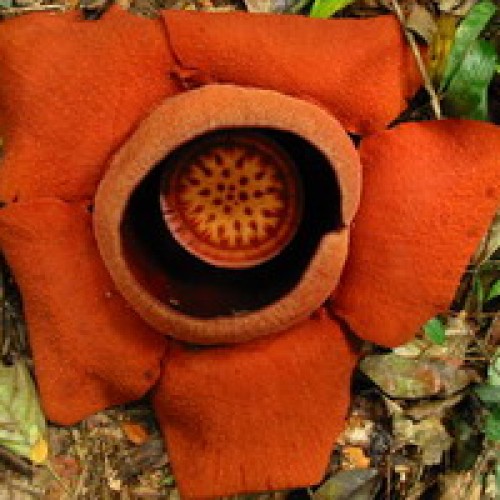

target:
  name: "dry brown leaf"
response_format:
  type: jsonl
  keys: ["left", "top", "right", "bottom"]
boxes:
{"left": 360, "top": 353, "right": 475, "bottom": 399}
{"left": 342, "top": 446, "right": 371, "bottom": 469}
{"left": 121, "top": 422, "right": 149, "bottom": 446}
{"left": 439, "top": 472, "right": 483, "bottom": 500}
{"left": 438, "top": 0, "right": 477, "bottom": 16}
{"left": 406, "top": 3, "right": 437, "bottom": 44}
{"left": 404, "top": 393, "right": 464, "bottom": 420}
{"left": 393, "top": 416, "right": 452, "bottom": 465}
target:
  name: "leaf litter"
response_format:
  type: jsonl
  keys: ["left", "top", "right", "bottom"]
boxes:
{"left": 0, "top": 0, "right": 498, "bottom": 499}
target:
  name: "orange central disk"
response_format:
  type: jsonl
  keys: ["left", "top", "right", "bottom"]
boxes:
{"left": 160, "top": 131, "right": 303, "bottom": 269}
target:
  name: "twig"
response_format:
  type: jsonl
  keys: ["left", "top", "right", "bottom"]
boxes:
{"left": 390, "top": 0, "right": 443, "bottom": 120}
{"left": 0, "top": 4, "right": 67, "bottom": 17}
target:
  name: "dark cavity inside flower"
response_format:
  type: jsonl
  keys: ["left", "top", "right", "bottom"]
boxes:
{"left": 122, "top": 128, "right": 342, "bottom": 318}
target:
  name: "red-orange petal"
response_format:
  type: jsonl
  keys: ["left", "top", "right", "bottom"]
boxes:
{"left": 162, "top": 11, "right": 421, "bottom": 136}
{"left": 0, "top": 6, "right": 177, "bottom": 203}
{"left": 0, "top": 199, "right": 167, "bottom": 424}
{"left": 153, "top": 309, "right": 359, "bottom": 498}
{"left": 331, "top": 120, "right": 500, "bottom": 347}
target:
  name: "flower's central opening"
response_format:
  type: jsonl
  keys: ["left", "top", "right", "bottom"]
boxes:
{"left": 160, "top": 132, "right": 303, "bottom": 269}
{"left": 121, "top": 128, "right": 342, "bottom": 319}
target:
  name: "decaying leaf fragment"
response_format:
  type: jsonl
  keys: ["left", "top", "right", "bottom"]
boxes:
{"left": 360, "top": 353, "right": 476, "bottom": 399}
{"left": 406, "top": 3, "right": 437, "bottom": 44}
{"left": 243, "top": 0, "right": 273, "bottom": 12}
{"left": 439, "top": 471, "right": 483, "bottom": 500}
{"left": 392, "top": 415, "right": 453, "bottom": 465}
{"left": 439, "top": 0, "right": 478, "bottom": 16}
{"left": 428, "top": 15, "right": 459, "bottom": 85}
{"left": 0, "top": 359, "right": 48, "bottom": 464}
{"left": 313, "top": 468, "right": 381, "bottom": 500}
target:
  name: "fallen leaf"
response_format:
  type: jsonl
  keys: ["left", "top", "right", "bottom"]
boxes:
{"left": 244, "top": 0, "right": 296, "bottom": 12}
{"left": 29, "top": 436, "right": 48, "bottom": 464}
{"left": 393, "top": 416, "right": 452, "bottom": 465}
{"left": 342, "top": 446, "right": 371, "bottom": 469}
{"left": 340, "top": 416, "right": 374, "bottom": 447}
{"left": 406, "top": 4, "right": 437, "bottom": 44}
{"left": 51, "top": 455, "right": 81, "bottom": 479}
{"left": 121, "top": 422, "right": 149, "bottom": 446}
{"left": 313, "top": 468, "right": 381, "bottom": 500}
{"left": 360, "top": 353, "right": 474, "bottom": 398}
{"left": 243, "top": 0, "right": 273, "bottom": 12}
{"left": 0, "top": 359, "right": 47, "bottom": 463}
{"left": 393, "top": 338, "right": 430, "bottom": 358}
{"left": 428, "top": 14, "right": 458, "bottom": 85}
{"left": 405, "top": 393, "right": 464, "bottom": 420}
{"left": 438, "top": 0, "right": 478, "bottom": 16}
{"left": 439, "top": 472, "right": 482, "bottom": 500}
{"left": 484, "top": 471, "right": 497, "bottom": 499}
{"left": 401, "top": 315, "right": 475, "bottom": 361}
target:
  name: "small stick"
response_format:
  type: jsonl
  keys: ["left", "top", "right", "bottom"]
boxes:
{"left": 0, "top": 4, "right": 67, "bottom": 17}
{"left": 390, "top": 0, "right": 443, "bottom": 120}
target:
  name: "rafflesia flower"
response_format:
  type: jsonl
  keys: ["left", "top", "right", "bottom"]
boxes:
{"left": 0, "top": 6, "right": 498, "bottom": 498}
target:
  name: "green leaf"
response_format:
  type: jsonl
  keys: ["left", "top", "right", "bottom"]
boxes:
{"left": 474, "top": 384, "right": 500, "bottom": 404}
{"left": 0, "top": 360, "right": 47, "bottom": 463}
{"left": 487, "top": 280, "right": 500, "bottom": 301}
{"left": 484, "top": 405, "right": 500, "bottom": 441}
{"left": 440, "top": 0, "right": 497, "bottom": 91}
{"left": 309, "top": 0, "right": 355, "bottom": 18}
{"left": 444, "top": 38, "right": 498, "bottom": 120}
{"left": 424, "top": 317, "right": 446, "bottom": 345}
